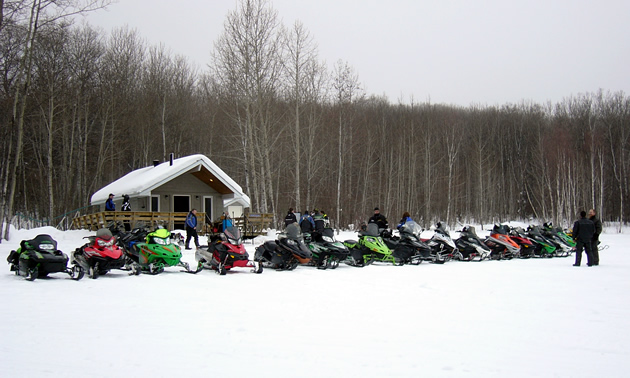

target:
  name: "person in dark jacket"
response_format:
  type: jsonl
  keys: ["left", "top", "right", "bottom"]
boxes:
{"left": 121, "top": 194, "right": 131, "bottom": 231}
{"left": 588, "top": 209, "right": 602, "bottom": 266}
{"left": 185, "top": 209, "right": 200, "bottom": 250}
{"left": 284, "top": 208, "right": 297, "bottom": 227}
{"left": 312, "top": 209, "right": 325, "bottom": 233}
{"left": 572, "top": 210, "right": 595, "bottom": 267}
{"left": 105, "top": 193, "right": 115, "bottom": 211}
{"left": 299, "top": 210, "right": 315, "bottom": 233}
{"left": 121, "top": 195, "right": 131, "bottom": 211}
{"left": 397, "top": 211, "right": 413, "bottom": 230}
{"left": 368, "top": 207, "right": 388, "bottom": 229}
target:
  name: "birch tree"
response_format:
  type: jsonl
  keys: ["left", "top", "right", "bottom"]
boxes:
{"left": 212, "top": 0, "right": 282, "bottom": 214}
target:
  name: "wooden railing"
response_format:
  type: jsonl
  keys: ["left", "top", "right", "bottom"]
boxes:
{"left": 72, "top": 211, "right": 274, "bottom": 236}
{"left": 71, "top": 211, "right": 203, "bottom": 232}
{"left": 238, "top": 212, "right": 274, "bottom": 237}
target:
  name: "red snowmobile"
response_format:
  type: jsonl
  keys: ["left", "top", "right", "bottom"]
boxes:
{"left": 71, "top": 228, "right": 133, "bottom": 278}
{"left": 195, "top": 226, "right": 263, "bottom": 275}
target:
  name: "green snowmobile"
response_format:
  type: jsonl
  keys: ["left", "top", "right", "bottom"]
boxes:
{"left": 542, "top": 222, "right": 576, "bottom": 257}
{"left": 304, "top": 228, "right": 350, "bottom": 269}
{"left": 126, "top": 228, "right": 191, "bottom": 274}
{"left": 7, "top": 234, "right": 84, "bottom": 281}
{"left": 343, "top": 223, "right": 397, "bottom": 266}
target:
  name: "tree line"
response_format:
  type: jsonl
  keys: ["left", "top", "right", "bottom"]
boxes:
{"left": 1, "top": 0, "right": 628, "bottom": 239}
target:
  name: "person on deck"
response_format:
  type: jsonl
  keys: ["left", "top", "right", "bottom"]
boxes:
{"left": 105, "top": 193, "right": 115, "bottom": 211}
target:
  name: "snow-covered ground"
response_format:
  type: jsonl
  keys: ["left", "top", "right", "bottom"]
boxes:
{"left": 1, "top": 224, "right": 629, "bottom": 377}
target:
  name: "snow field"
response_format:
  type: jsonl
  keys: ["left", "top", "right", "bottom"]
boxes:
{"left": 0, "top": 226, "right": 629, "bottom": 377}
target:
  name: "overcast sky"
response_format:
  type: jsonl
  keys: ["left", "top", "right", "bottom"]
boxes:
{"left": 82, "top": 0, "right": 630, "bottom": 106}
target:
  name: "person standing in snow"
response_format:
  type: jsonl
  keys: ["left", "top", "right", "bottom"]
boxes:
{"left": 105, "top": 193, "right": 115, "bottom": 211}
{"left": 299, "top": 210, "right": 315, "bottom": 233}
{"left": 368, "top": 207, "right": 388, "bottom": 230}
{"left": 312, "top": 209, "right": 325, "bottom": 234}
{"left": 588, "top": 209, "right": 602, "bottom": 266}
{"left": 185, "top": 209, "right": 200, "bottom": 250}
{"left": 284, "top": 207, "right": 297, "bottom": 228}
{"left": 572, "top": 210, "right": 595, "bottom": 267}
{"left": 321, "top": 210, "right": 330, "bottom": 228}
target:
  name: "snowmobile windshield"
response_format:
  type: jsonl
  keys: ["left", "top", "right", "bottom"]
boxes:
{"left": 149, "top": 228, "right": 170, "bottom": 239}
{"left": 513, "top": 227, "right": 526, "bottom": 235}
{"left": 401, "top": 221, "right": 422, "bottom": 236}
{"left": 224, "top": 226, "right": 242, "bottom": 245}
{"left": 322, "top": 228, "right": 335, "bottom": 242}
{"left": 435, "top": 223, "right": 449, "bottom": 236}
{"left": 465, "top": 226, "right": 485, "bottom": 244}
{"left": 491, "top": 224, "right": 507, "bottom": 234}
{"left": 364, "top": 223, "right": 380, "bottom": 237}
{"left": 96, "top": 228, "right": 113, "bottom": 240}
{"left": 148, "top": 228, "right": 171, "bottom": 245}
{"left": 285, "top": 223, "right": 301, "bottom": 240}
{"left": 24, "top": 234, "right": 57, "bottom": 251}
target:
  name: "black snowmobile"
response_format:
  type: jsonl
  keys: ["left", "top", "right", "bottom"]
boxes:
{"left": 454, "top": 226, "right": 491, "bottom": 261}
{"left": 304, "top": 228, "right": 350, "bottom": 269}
{"left": 381, "top": 221, "right": 433, "bottom": 264}
{"left": 7, "top": 234, "right": 84, "bottom": 281}
{"left": 420, "top": 222, "right": 455, "bottom": 263}
{"left": 525, "top": 225, "right": 560, "bottom": 258}
{"left": 254, "top": 223, "right": 312, "bottom": 270}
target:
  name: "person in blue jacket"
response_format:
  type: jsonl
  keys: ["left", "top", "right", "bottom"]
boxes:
{"left": 221, "top": 211, "right": 233, "bottom": 231}
{"left": 299, "top": 210, "right": 315, "bottom": 233}
{"left": 185, "top": 209, "right": 200, "bottom": 250}
{"left": 105, "top": 193, "right": 115, "bottom": 211}
{"left": 397, "top": 211, "right": 413, "bottom": 230}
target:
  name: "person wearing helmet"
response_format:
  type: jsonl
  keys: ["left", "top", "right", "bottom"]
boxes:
{"left": 121, "top": 194, "right": 131, "bottom": 231}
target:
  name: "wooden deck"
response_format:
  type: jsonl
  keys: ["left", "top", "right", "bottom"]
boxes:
{"left": 71, "top": 211, "right": 274, "bottom": 237}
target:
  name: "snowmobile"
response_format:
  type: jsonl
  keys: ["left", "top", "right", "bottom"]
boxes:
{"left": 484, "top": 224, "right": 520, "bottom": 260}
{"left": 7, "top": 234, "right": 84, "bottom": 281}
{"left": 195, "top": 226, "right": 262, "bottom": 275}
{"left": 304, "top": 228, "right": 350, "bottom": 269}
{"left": 254, "top": 223, "right": 312, "bottom": 270}
{"left": 126, "top": 227, "right": 192, "bottom": 274}
{"left": 506, "top": 227, "right": 536, "bottom": 258}
{"left": 454, "top": 226, "right": 491, "bottom": 261}
{"left": 72, "top": 228, "right": 132, "bottom": 278}
{"left": 419, "top": 222, "right": 454, "bottom": 263}
{"left": 382, "top": 221, "right": 435, "bottom": 264}
{"left": 504, "top": 226, "right": 536, "bottom": 258}
{"left": 343, "top": 223, "right": 397, "bottom": 266}
{"left": 525, "top": 225, "right": 558, "bottom": 257}
{"left": 542, "top": 222, "right": 575, "bottom": 257}
{"left": 108, "top": 221, "right": 147, "bottom": 252}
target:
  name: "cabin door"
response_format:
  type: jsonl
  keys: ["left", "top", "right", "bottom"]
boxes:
{"left": 173, "top": 195, "right": 190, "bottom": 229}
